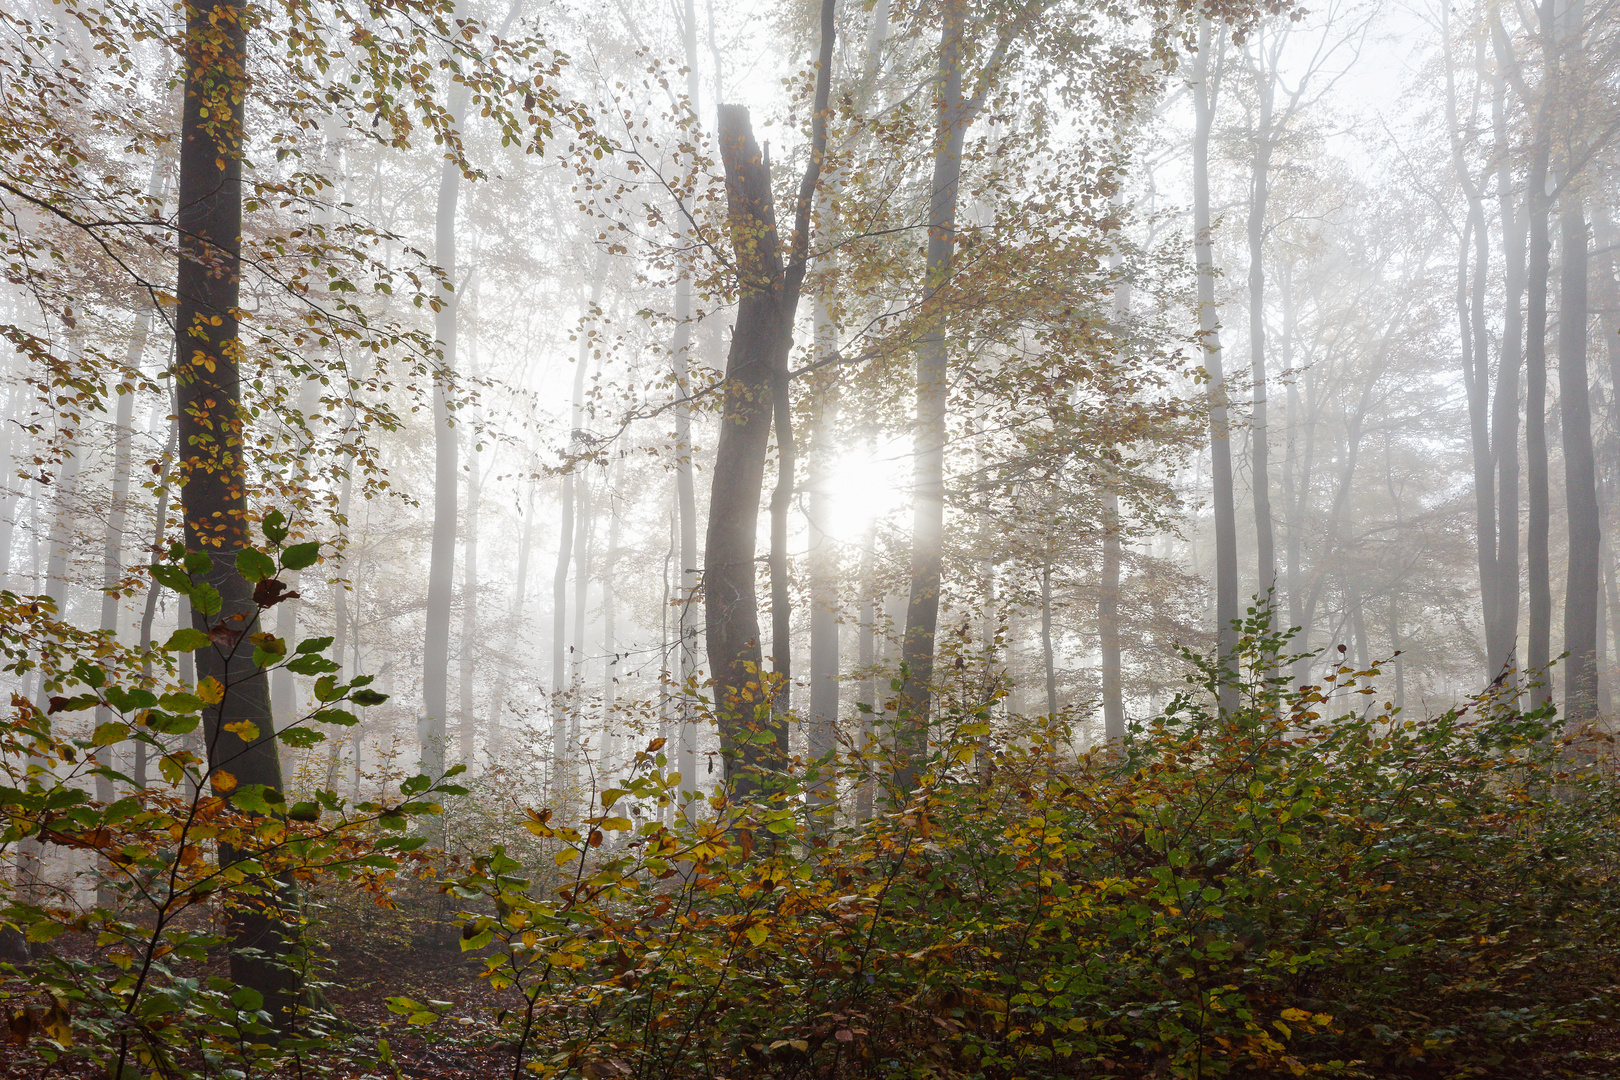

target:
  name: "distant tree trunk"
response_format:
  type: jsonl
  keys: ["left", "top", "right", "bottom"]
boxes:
{"left": 705, "top": 0, "right": 831, "bottom": 796}
{"left": 1280, "top": 259, "right": 1311, "bottom": 686}
{"left": 459, "top": 439, "right": 481, "bottom": 764}
{"left": 1490, "top": 16, "right": 1523, "bottom": 686}
{"left": 600, "top": 454, "right": 623, "bottom": 775}
{"left": 329, "top": 426, "right": 355, "bottom": 783}
{"left": 806, "top": 308, "right": 839, "bottom": 805}
{"left": 855, "top": 516, "right": 878, "bottom": 821}
{"left": 1039, "top": 564, "right": 1057, "bottom": 717}
{"left": 570, "top": 466, "right": 594, "bottom": 759}
{"left": 1558, "top": 205, "right": 1598, "bottom": 721}
{"left": 1247, "top": 48, "right": 1276, "bottom": 627}
{"left": 135, "top": 410, "right": 179, "bottom": 790}
{"left": 768, "top": 350, "right": 796, "bottom": 736}
{"left": 898, "top": 4, "right": 968, "bottom": 789}
{"left": 175, "top": 0, "right": 294, "bottom": 1025}
{"left": 1193, "top": 20, "right": 1238, "bottom": 711}
{"left": 553, "top": 275, "right": 600, "bottom": 786}
{"left": 1102, "top": 235, "right": 1129, "bottom": 741}
{"left": 1525, "top": 96, "right": 1553, "bottom": 706}
{"left": 675, "top": 0, "right": 704, "bottom": 821}
{"left": 96, "top": 314, "right": 147, "bottom": 812}
{"left": 512, "top": 476, "right": 535, "bottom": 619}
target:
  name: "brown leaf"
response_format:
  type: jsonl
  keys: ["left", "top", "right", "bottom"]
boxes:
{"left": 253, "top": 579, "right": 300, "bottom": 607}
{"left": 46, "top": 697, "right": 70, "bottom": 715}
{"left": 208, "top": 623, "right": 241, "bottom": 648}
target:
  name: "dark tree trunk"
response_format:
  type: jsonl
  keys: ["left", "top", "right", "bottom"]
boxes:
{"left": 704, "top": 0, "right": 833, "bottom": 797}
{"left": 1559, "top": 206, "right": 1599, "bottom": 721}
{"left": 175, "top": 0, "right": 295, "bottom": 1027}
{"left": 1525, "top": 111, "right": 1553, "bottom": 706}
{"left": 898, "top": 4, "right": 967, "bottom": 789}
{"left": 1490, "top": 17, "right": 1523, "bottom": 686}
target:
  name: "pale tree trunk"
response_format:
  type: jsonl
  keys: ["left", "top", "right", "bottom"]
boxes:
{"left": 512, "top": 476, "right": 535, "bottom": 620}
{"left": 1039, "top": 564, "right": 1057, "bottom": 717}
{"left": 422, "top": 103, "right": 466, "bottom": 783}
{"left": 600, "top": 454, "right": 623, "bottom": 777}
{"left": 96, "top": 315, "right": 148, "bottom": 812}
{"left": 554, "top": 273, "right": 602, "bottom": 786}
{"left": 327, "top": 422, "right": 355, "bottom": 787}
{"left": 1101, "top": 230, "right": 1129, "bottom": 741}
{"left": 768, "top": 352, "right": 796, "bottom": 730}
{"left": 459, "top": 437, "right": 482, "bottom": 764}
{"left": 1247, "top": 34, "right": 1276, "bottom": 625}
{"left": 1193, "top": 20, "right": 1238, "bottom": 711}
{"left": 675, "top": 0, "right": 703, "bottom": 816}
{"left": 1280, "top": 260, "right": 1311, "bottom": 686}
{"left": 1490, "top": 15, "right": 1523, "bottom": 686}
{"left": 854, "top": 516, "right": 878, "bottom": 821}
{"left": 806, "top": 301, "right": 839, "bottom": 806}
{"left": 570, "top": 465, "right": 594, "bottom": 762}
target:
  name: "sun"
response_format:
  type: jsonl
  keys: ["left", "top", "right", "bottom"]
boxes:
{"left": 822, "top": 440, "right": 909, "bottom": 541}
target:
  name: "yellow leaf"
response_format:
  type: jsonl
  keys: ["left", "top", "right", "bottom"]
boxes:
{"left": 599, "top": 816, "right": 633, "bottom": 831}
{"left": 211, "top": 770, "right": 237, "bottom": 793}
{"left": 744, "top": 922, "right": 768, "bottom": 947}
{"left": 197, "top": 677, "right": 225, "bottom": 704}
{"left": 554, "top": 848, "right": 578, "bottom": 866}
{"left": 223, "top": 720, "right": 259, "bottom": 742}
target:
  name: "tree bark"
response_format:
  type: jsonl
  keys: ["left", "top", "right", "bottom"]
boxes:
{"left": 1558, "top": 205, "right": 1599, "bottom": 721}
{"left": 806, "top": 310, "right": 839, "bottom": 805}
{"left": 1490, "top": 15, "right": 1523, "bottom": 687}
{"left": 459, "top": 437, "right": 481, "bottom": 764}
{"left": 1525, "top": 94, "right": 1553, "bottom": 707}
{"left": 1192, "top": 20, "right": 1239, "bottom": 711}
{"left": 553, "top": 274, "right": 600, "bottom": 788}
{"left": 898, "top": 3, "right": 968, "bottom": 789}
{"left": 1247, "top": 37, "right": 1276, "bottom": 627}
{"left": 1039, "top": 565, "right": 1057, "bottom": 717}
{"left": 175, "top": 0, "right": 294, "bottom": 1025}
{"left": 704, "top": 0, "right": 833, "bottom": 796}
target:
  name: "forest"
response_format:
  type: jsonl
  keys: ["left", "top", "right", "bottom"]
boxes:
{"left": 3, "top": 0, "right": 1620, "bottom": 1076}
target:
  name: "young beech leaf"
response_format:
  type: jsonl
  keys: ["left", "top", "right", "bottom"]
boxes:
{"left": 235, "top": 548, "right": 276, "bottom": 584}
{"left": 164, "top": 628, "right": 210, "bottom": 652}
{"left": 196, "top": 677, "right": 225, "bottom": 705}
{"left": 261, "top": 508, "right": 288, "bottom": 545}
{"left": 279, "top": 542, "right": 320, "bottom": 571}
{"left": 191, "top": 582, "right": 223, "bottom": 616}
{"left": 350, "top": 688, "right": 388, "bottom": 706}
{"left": 149, "top": 563, "right": 192, "bottom": 594}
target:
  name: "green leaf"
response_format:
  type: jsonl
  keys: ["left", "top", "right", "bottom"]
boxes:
{"left": 191, "top": 582, "right": 223, "bottom": 617}
{"left": 295, "top": 636, "right": 334, "bottom": 654}
{"left": 90, "top": 722, "right": 130, "bottom": 747}
{"left": 286, "top": 653, "right": 340, "bottom": 676}
{"left": 280, "top": 542, "right": 320, "bottom": 571}
{"left": 311, "top": 708, "right": 358, "bottom": 727}
{"left": 182, "top": 551, "right": 213, "bottom": 576}
{"left": 236, "top": 549, "right": 277, "bottom": 584}
{"left": 163, "top": 628, "right": 210, "bottom": 652}
{"left": 350, "top": 688, "right": 388, "bottom": 707}
{"left": 104, "top": 687, "right": 156, "bottom": 712}
{"left": 149, "top": 563, "right": 192, "bottom": 594}
{"left": 159, "top": 692, "right": 204, "bottom": 714}
{"left": 261, "top": 509, "right": 288, "bottom": 545}
{"left": 277, "top": 727, "right": 326, "bottom": 749}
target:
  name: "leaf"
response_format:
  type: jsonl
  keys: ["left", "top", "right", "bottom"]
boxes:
{"left": 211, "top": 770, "right": 237, "bottom": 793}
{"left": 745, "top": 922, "right": 768, "bottom": 947}
{"left": 191, "top": 582, "right": 223, "bottom": 617}
{"left": 148, "top": 563, "right": 192, "bottom": 594}
{"left": 554, "top": 849, "right": 578, "bottom": 866}
{"left": 236, "top": 549, "right": 277, "bottom": 584}
{"left": 197, "top": 678, "right": 225, "bottom": 705}
{"left": 598, "top": 816, "right": 633, "bottom": 831}
{"left": 223, "top": 720, "right": 260, "bottom": 743}
{"left": 164, "top": 628, "right": 210, "bottom": 652}
{"left": 90, "top": 722, "right": 130, "bottom": 747}
{"left": 280, "top": 542, "right": 321, "bottom": 571}
{"left": 159, "top": 691, "right": 204, "bottom": 714}
{"left": 350, "top": 688, "right": 388, "bottom": 706}
{"left": 261, "top": 509, "right": 288, "bottom": 545}
{"left": 296, "top": 636, "right": 335, "bottom": 654}
{"left": 277, "top": 727, "right": 325, "bottom": 749}
{"left": 253, "top": 579, "right": 300, "bottom": 607}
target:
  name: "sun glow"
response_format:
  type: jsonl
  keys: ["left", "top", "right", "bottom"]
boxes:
{"left": 823, "top": 440, "right": 910, "bottom": 541}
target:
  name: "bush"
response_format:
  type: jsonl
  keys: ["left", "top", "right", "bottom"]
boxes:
{"left": 450, "top": 615, "right": 1620, "bottom": 1079}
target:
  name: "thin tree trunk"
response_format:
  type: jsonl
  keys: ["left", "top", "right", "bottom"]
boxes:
{"left": 175, "top": 0, "right": 293, "bottom": 1024}
{"left": 570, "top": 466, "right": 594, "bottom": 762}
{"left": 1525, "top": 92, "right": 1553, "bottom": 706}
{"left": 806, "top": 305, "right": 839, "bottom": 805}
{"left": 1039, "top": 564, "right": 1057, "bottom": 717}
{"left": 1490, "top": 17, "right": 1523, "bottom": 686}
{"left": 1193, "top": 20, "right": 1238, "bottom": 711}
{"left": 1559, "top": 204, "right": 1599, "bottom": 721}
{"left": 600, "top": 454, "right": 623, "bottom": 775}
{"left": 554, "top": 275, "right": 601, "bottom": 786}
{"left": 1247, "top": 44, "right": 1276, "bottom": 625}
{"left": 855, "top": 516, "right": 878, "bottom": 821}
{"left": 1101, "top": 232, "right": 1128, "bottom": 741}
{"left": 459, "top": 438, "right": 481, "bottom": 764}
{"left": 675, "top": 0, "right": 704, "bottom": 821}
{"left": 768, "top": 352, "right": 795, "bottom": 738}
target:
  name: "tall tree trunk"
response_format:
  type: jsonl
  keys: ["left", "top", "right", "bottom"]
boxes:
{"left": 1558, "top": 205, "right": 1599, "bottom": 721}
{"left": 1039, "top": 564, "right": 1057, "bottom": 717}
{"left": 806, "top": 306, "right": 839, "bottom": 805}
{"left": 675, "top": 0, "right": 704, "bottom": 822}
{"left": 553, "top": 275, "right": 600, "bottom": 787}
{"left": 423, "top": 88, "right": 468, "bottom": 783}
{"left": 898, "top": 3, "right": 968, "bottom": 789}
{"left": 570, "top": 466, "right": 593, "bottom": 761}
{"left": 600, "top": 454, "right": 623, "bottom": 775}
{"left": 854, "top": 519, "right": 877, "bottom": 821}
{"left": 1525, "top": 95, "right": 1553, "bottom": 707}
{"left": 1247, "top": 46, "right": 1276, "bottom": 626}
{"left": 512, "top": 476, "right": 534, "bottom": 619}
{"left": 1280, "top": 260, "right": 1310, "bottom": 686}
{"left": 768, "top": 352, "right": 795, "bottom": 741}
{"left": 1192, "top": 20, "right": 1238, "bottom": 711}
{"left": 96, "top": 314, "right": 147, "bottom": 812}
{"left": 1490, "top": 16, "right": 1523, "bottom": 686}
{"left": 704, "top": 0, "right": 832, "bottom": 796}
{"left": 1101, "top": 232, "right": 1129, "bottom": 741}
{"left": 459, "top": 439, "right": 481, "bottom": 764}
{"left": 175, "top": 0, "right": 294, "bottom": 1024}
